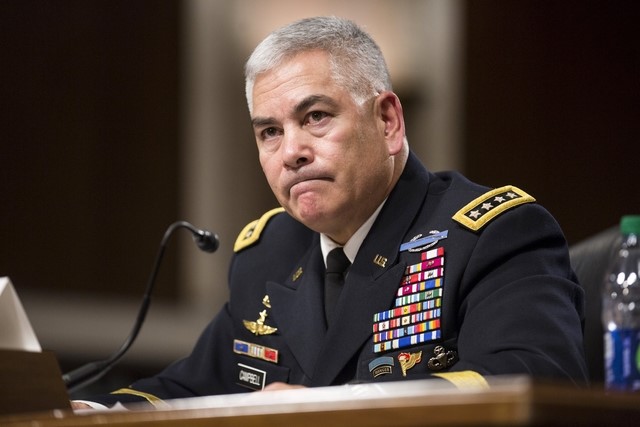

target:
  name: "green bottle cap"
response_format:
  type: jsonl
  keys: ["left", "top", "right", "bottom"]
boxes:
{"left": 620, "top": 215, "right": 640, "bottom": 235}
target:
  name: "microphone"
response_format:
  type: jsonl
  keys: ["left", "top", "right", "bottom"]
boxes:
{"left": 62, "top": 221, "right": 219, "bottom": 394}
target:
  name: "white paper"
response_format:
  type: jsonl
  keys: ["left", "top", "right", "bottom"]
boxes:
{"left": 163, "top": 376, "right": 530, "bottom": 414}
{"left": 0, "top": 277, "right": 42, "bottom": 352}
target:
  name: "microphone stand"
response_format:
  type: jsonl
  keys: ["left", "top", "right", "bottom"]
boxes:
{"left": 62, "top": 221, "right": 218, "bottom": 394}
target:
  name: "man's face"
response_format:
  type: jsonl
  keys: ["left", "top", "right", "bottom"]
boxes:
{"left": 251, "top": 50, "right": 397, "bottom": 244}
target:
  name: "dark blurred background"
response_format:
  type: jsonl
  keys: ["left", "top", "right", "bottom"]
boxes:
{"left": 0, "top": 0, "right": 637, "bottom": 398}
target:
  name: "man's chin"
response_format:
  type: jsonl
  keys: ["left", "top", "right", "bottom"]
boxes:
{"left": 289, "top": 206, "right": 328, "bottom": 232}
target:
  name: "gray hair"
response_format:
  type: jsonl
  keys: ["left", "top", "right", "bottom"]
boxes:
{"left": 244, "top": 16, "right": 393, "bottom": 114}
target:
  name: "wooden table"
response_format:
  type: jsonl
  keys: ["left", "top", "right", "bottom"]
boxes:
{"left": 2, "top": 376, "right": 639, "bottom": 427}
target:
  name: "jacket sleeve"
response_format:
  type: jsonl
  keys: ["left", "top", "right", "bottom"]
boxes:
{"left": 451, "top": 203, "right": 588, "bottom": 385}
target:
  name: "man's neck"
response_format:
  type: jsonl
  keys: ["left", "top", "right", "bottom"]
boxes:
{"left": 320, "top": 200, "right": 386, "bottom": 265}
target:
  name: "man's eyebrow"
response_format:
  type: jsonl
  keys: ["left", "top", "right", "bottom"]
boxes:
{"left": 251, "top": 95, "right": 338, "bottom": 128}
{"left": 251, "top": 116, "right": 277, "bottom": 129}
{"left": 294, "top": 94, "right": 338, "bottom": 115}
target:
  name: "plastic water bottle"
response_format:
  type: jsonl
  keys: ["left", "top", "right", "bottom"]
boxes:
{"left": 602, "top": 215, "right": 640, "bottom": 391}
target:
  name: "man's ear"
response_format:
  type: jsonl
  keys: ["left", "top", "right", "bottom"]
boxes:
{"left": 376, "top": 91, "right": 406, "bottom": 155}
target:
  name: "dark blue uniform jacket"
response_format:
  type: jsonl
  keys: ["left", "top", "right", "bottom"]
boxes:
{"left": 90, "top": 152, "right": 587, "bottom": 406}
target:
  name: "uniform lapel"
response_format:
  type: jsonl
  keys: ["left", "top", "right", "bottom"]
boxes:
{"left": 311, "top": 153, "right": 431, "bottom": 385}
{"left": 266, "top": 242, "right": 326, "bottom": 379}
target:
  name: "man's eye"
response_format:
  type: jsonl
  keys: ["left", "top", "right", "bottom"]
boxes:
{"left": 307, "top": 111, "right": 328, "bottom": 124}
{"left": 261, "top": 127, "right": 280, "bottom": 139}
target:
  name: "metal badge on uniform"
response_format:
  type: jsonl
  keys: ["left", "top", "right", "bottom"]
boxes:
{"left": 262, "top": 295, "right": 272, "bottom": 308}
{"left": 292, "top": 267, "right": 303, "bottom": 281}
{"left": 400, "top": 230, "right": 448, "bottom": 252}
{"left": 427, "top": 345, "right": 458, "bottom": 371}
{"left": 243, "top": 310, "right": 278, "bottom": 336}
{"left": 236, "top": 363, "right": 266, "bottom": 391}
{"left": 243, "top": 295, "right": 278, "bottom": 336}
{"left": 372, "top": 242, "right": 446, "bottom": 354}
{"left": 368, "top": 356, "right": 395, "bottom": 378}
{"left": 373, "top": 254, "right": 388, "bottom": 268}
{"left": 398, "top": 351, "right": 422, "bottom": 377}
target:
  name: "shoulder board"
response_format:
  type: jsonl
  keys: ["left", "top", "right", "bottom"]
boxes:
{"left": 234, "top": 207, "right": 286, "bottom": 253}
{"left": 452, "top": 185, "right": 535, "bottom": 232}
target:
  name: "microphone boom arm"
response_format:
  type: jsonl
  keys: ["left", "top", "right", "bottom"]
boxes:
{"left": 62, "top": 221, "right": 218, "bottom": 393}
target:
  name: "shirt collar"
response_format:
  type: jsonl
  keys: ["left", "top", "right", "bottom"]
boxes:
{"left": 320, "top": 201, "right": 386, "bottom": 266}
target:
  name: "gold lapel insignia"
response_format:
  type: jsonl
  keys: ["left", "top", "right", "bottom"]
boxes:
{"left": 262, "top": 295, "right": 271, "bottom": 308}
{"left": 292, "top": 267, "right": 303, "bottom": 281}
{"left": 373, "top": 254, "right": 388, "bottom": 268}
{"left": 243, "top": 309, "right": 278, "bottom": 336}
{"left": 398, "top": 351, "right": 422, "bottom": 377}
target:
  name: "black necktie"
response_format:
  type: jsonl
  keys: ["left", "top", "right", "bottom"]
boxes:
{"left": 324, "top": 247, "right": 351, "bottom": 327}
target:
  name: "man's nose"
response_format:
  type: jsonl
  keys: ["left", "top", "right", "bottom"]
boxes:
{"left": 281, "top": 128, "right": 313, "bottom": 168}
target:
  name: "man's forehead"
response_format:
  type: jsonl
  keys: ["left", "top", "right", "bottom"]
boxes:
{"left": 253, "top": 51, "right": 332, "bottom": 93}
{"left": 251, "top": 71, "right": 347, "bottom": 120}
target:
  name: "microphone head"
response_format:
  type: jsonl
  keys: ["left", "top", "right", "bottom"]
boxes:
{"left": 195, "top": 231, "right": 219, "bottom": 253}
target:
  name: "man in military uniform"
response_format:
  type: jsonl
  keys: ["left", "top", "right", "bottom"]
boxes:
{"left": 76, "top": 16, "right": 587, "bottom": 408}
